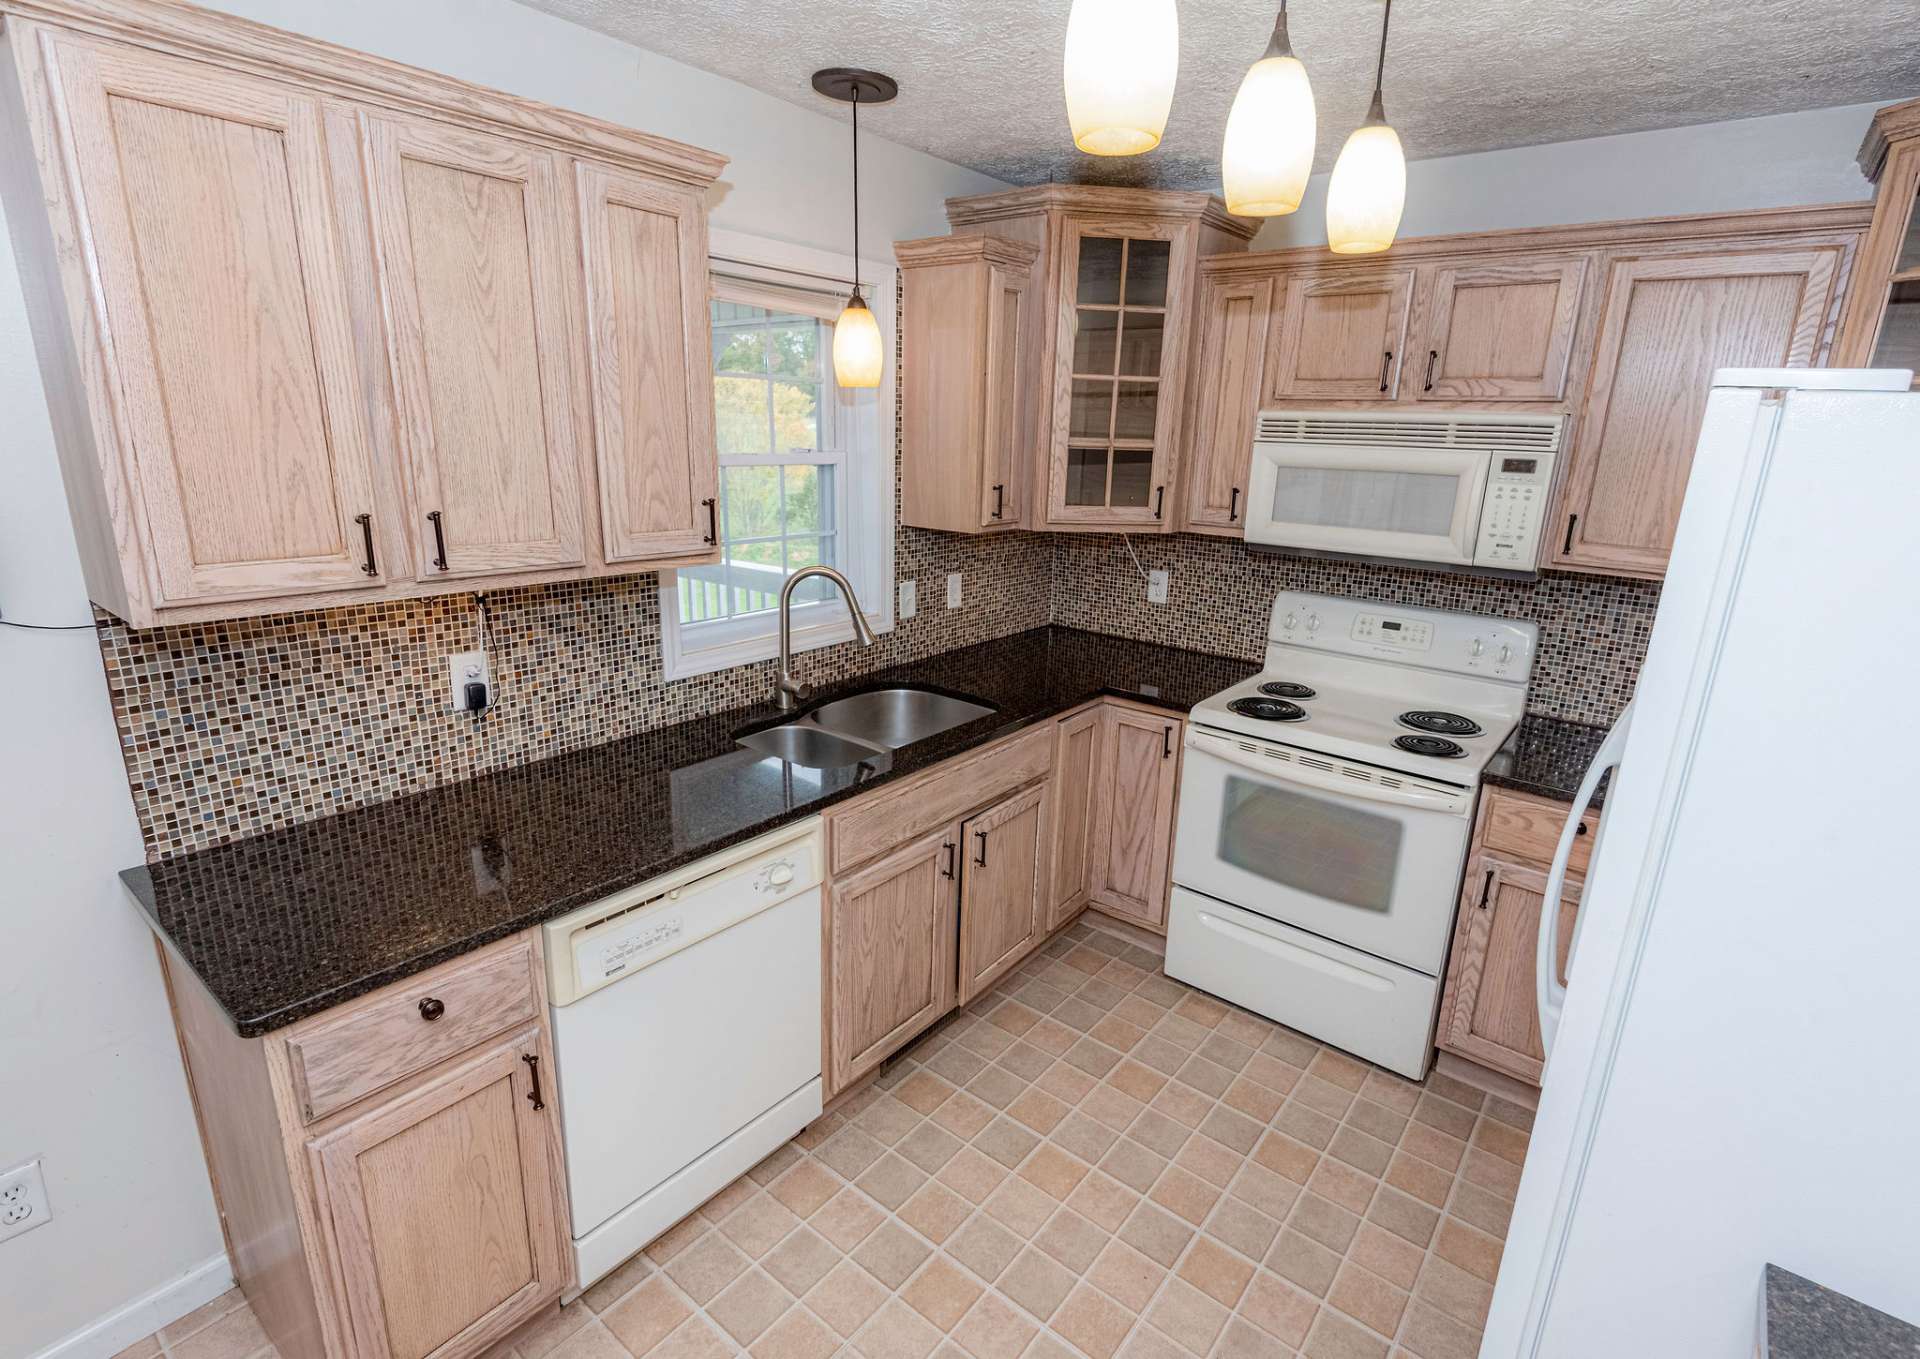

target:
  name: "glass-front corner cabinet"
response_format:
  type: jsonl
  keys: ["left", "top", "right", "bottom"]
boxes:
{"left": 1049, "top": 220, "right": 1194, "bottom": 527}
{"left": 1837, "top": 97, "right": 1920, "bottom": 387}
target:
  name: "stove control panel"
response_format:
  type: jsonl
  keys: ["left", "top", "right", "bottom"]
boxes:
{"left": 1270, "top": 590, "right": 1537, "bottom": 682}
{"left": 1350, "top": 613, "right": 1433, "bottom": 651}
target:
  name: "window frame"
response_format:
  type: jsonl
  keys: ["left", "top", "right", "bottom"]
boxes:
{"left": 661, "top": 228, "right": 896, "bottom": 681}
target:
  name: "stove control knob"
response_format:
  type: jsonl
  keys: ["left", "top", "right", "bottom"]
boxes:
{"left": 1470, "top": 638, "right": 1485, "bottom": 658}
{"left": 1305, "top": 613, "right": 1320, "bottom": 633}
{"left": 1498, "top": 643, "right": 1513, "bottom": 665}
{"left": 1283, "top": 612, "right": 1298, "bottom": 631}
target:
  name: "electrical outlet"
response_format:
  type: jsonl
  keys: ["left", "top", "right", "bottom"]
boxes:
{"left": 945, "top": 573, "right": 962, "bottom": 609}
{"left": 898, "top": 579, "right": 917, "bottom": 620}
{"left": 0, "top": 1160, "right": 50, "bottom": 1244}
{"left": 1147, "top": 569, "right": 1169, "bottom": 605}
{"left": 448, "top": 651, "right": 490, "bottom": 714}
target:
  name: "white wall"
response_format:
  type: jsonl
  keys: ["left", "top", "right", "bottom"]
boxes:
{"left": 1251, "top": 101, "right": 1880, "bottom": 250}
{"left": 0, "top": 3, "right": 999, "bottom": 1356}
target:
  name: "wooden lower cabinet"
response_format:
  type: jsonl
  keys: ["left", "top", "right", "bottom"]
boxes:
{"left": 958, "top": 784, "right": 1052, "bottom": 1004}
{"left": 1089, "top": 707, "right": 1182, "bottom": 932}
{"left": 307, "top": 1030, "right": 567, "bottom": 1359}
{"left": 1047, "top": 706, "right": 1103, "bottom": 929}
{"left": 826, "top": 827, "right": 961, "bottom": 1093}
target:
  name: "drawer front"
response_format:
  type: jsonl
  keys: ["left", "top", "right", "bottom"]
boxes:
{"left": 1482, "top": 788, "right": 1600, "bottom": 877}
{"left": 286, "top": 939, "right": 540, "bottom": 1122}
{"left": 829, "top": 724, "right": 1053, "bottom": 874}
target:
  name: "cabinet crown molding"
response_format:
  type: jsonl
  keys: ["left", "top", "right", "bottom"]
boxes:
{"left": 0, "top": 0, "right": 730, "bottom": 185}
{"left": 945, "top": 184, "right": 1260, "bottom": 240}
{"left": 1199, "top": 201, "right": 1875, "bottom": 278}
{"left": 1858, "top": 95, "right": 1920, "bottom": 181}
{"left": 895, "top": 233, "right": 1040, "bottom": 269}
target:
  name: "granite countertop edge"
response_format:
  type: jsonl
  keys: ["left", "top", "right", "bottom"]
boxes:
{"left": 1481, "top": 711, "right": 1614, "bottom": 809}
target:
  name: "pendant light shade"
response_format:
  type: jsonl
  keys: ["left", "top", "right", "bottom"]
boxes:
{"left": 1326, "top": 2, "right": 1405, "bottom": 254}
{"left": 1063, "top": 0, "right": 1180, "bottom": 157}
{"left": 1221, "top": 4, "right": 1315, "bottom": 217}
{"left": 813, "top": 67, "right": 896, "bottom": 388}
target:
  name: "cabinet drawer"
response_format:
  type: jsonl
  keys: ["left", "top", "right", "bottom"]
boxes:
{"left": 286, "top": 939, "right": 540, "bottom": 1122}
{"left": 829, "top": 724, "right": 1053, "bottom": 874}
{"left": 1481, "top": 787, "right": 1600, "bottom": 877}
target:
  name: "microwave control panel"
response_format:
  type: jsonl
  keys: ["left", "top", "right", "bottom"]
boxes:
{"left": 1473, "top": 453, "right": 1556, "bottom": 567}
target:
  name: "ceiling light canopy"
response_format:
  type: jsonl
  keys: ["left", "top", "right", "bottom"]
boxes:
{"left": 1325, "top": 0, "right": 1407, "bottom": 254}
{"left": 1221, "top": 2, "right": 1316, "bottom": 217}
{"left": 812, "top": 67, "right": 896, "bottom": 388}
{"left": 1062, "top": 0, "right": 1180, "bottom": 157}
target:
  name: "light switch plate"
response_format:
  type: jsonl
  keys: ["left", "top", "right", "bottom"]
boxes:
{"left": 899, "top": 579, "right": 917, "bottom": 619}
{"left": 945, "top": 573, "right": 962, "bottom": 609}
{"left": 1147, "top": 570, "right": 1169, "bottom": 605}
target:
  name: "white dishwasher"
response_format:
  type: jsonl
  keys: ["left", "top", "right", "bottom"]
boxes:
{"left": 543, "top": 818, "right": 823, "bottom": 1291}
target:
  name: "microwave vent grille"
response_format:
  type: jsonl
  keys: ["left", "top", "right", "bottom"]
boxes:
{"left": 1256, "top": 412, "right": 1563, "bottom": 454}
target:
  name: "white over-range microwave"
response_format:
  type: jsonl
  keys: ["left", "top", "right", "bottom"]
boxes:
{"left": 1245, "top": 410, "right": 1566, "bottom": 575}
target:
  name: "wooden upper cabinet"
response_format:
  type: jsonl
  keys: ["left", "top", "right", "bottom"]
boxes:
{"left": 1182, "top": 277, "right": 1270, "bottom": 534}
{"left": 360, "top": 113, "right": 586, "bottom": 580}
{"left": 897, "top": 235, "right": 1038, "bottom": 533}
{"left": 575, "top": 163, "right": 717, "bottom": 563}
{"left": 1412, "top": 257, "right": 1587, "bottom": 401}
{"left": 1265, "top": 268, "right": 1415, "bottom": 402}
{"left": 1439, "top": 857, "right": 1580, "bottom": 1085}
{"left": 1553, "top": 244, "right": 1845, "bottom": 577}
{"left": 957, "top": 783, "right": 1051, "bottom": 1003}
{"left": 1834, "top": 98, "right": 1920, "bottom": 386}
{"left": 1090, "top": 707, "right": 1181, "bottom": 932}
{"left": 307, "top": 1027, "right": 568, "bottom": 1359}
{"left": 37, "top": 35, "right": 384, "bottom": 608}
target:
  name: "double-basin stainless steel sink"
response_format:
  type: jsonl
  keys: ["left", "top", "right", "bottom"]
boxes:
{"left": 736, "top": 687, "right": 996, "bottom": 768}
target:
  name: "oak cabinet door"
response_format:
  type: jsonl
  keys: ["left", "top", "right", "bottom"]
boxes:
{"left": 1554, "top": 245, "right": 1843, "bottom": 577}
{"left": 979, "top": 261, "right": 1031, "bottom": 529}
{"left": 307, "top": 1029, "right": 568, "bottom": 1359}
{"left": 1048, "top": 707, "right": 1103, "bottom": 930}
{"left": 1090, "top": 708, "right": 1181, "bottom": 931}
{"left": 1413, "top": 257, "right": 1587, "bottom": 402}
{"left": 1265, "top": 269, "right": 1415, "bottom": 402}
{"left": 43, "top": 36, "right": 384, "bottom": 605}
{"left": 828, "top": 827, "right": 959, "bottom": 1092}
{"left": 575, "top": 162, "right": 717, "bottom": 563}
{"left": 361, "top": 113, "right": 586, "bottom": 579}
{"left": 958, "top": 784, "right": 1051, "bottom": 1003}
{"left": 1182, "top": 277, "right": 1270, "bottom": 533}
{"left": 1437, "top": 857, "right": 1579, "bottom": 1085}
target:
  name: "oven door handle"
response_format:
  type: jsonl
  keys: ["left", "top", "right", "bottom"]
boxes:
{"left": 1185, "top": 729, "right": 1469, "bottom": 813}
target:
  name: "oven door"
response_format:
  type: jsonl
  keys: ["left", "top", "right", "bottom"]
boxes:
{"left": 1246, "top": 439, "right": 1490, "bottom": 566}
{"left": 1173, "top": 727, "right": 1476, "bottom": 974}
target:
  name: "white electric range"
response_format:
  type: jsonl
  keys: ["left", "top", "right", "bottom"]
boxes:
{"left": 1165, "top": 591, "right": 1536, "bottom": 1078}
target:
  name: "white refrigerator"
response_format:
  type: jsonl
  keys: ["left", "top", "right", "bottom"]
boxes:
{"left": 1481, "top": 369, "right": 1920, "bottom": 1357}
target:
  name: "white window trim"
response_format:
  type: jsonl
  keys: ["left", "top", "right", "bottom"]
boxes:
{"left": 661, "top": 228, "right": 897, "bottom": 681}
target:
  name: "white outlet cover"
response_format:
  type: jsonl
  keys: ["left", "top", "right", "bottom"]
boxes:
{"left": 448, "top": 650, "right": 490, "bottom": 713}
{"left": 945, "top": 573, "right": 962, "bottom": 609}
{"left": 0, "top": 1159, "right": 50, "bottom": 1243}
{"left": 898, "top": 579, "right": 917, "bottom": 619}
{"left": 1147, "top": 569, "right": 1169, "bottom": 605}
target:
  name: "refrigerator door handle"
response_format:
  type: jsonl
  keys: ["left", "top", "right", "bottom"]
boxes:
{"left": 1537, "top": 703, "right": 1633, "bottom": 1059}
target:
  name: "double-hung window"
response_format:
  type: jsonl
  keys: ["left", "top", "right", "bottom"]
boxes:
{"left": 661, "top": 235, "right": 893, "bottom": 679}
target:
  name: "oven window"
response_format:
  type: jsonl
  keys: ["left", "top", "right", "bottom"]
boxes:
{"left": 1219, "top": 775, "right": 1401, "bottom": 912}
{"left": 1270, "top": 467, "right": 1460, "bottom": 536}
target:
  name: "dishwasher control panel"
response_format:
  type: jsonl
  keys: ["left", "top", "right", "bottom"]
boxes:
{"left": 544, "top": 820, "right": 822, "bottom": 1004}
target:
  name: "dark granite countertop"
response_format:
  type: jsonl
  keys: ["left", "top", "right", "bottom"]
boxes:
{"left": 1483, "top": 713, "right": 1614, "bottom": 807}
{"left": 122, "top": 626, "right": 1258, "bottom": 1037}
{"left": 1762, "top": 1265, "right": 1920, "bottom": 1358}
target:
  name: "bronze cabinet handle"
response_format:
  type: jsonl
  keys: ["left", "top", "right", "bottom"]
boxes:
{"left": 427, "top": 510, "right": 449, "bottom": 571}
{"left": 1424, "top": 350, "right": 1438, "bottom": 392}
{"left": 1563, "top": 513, "right": 1579, "bottom": 556}
{"left": 1476, "top": 868, "right": 1495, "bottom": 909}
{"left": 974, "top": 830, "right": 988, "bottom": 867}
{"left": 1379, "top": 350, "right": 1393, "bottom": 391}
{"left": 701, "top": 497, "right": 718, "bottom": 545}
{"left": 418, "top": 996, "right": 444, "bottom": 1021}
{"left": 991, "top": 484, "right": 1005, "bottom": 520}
{"left": 1153, "top": 485, "right": 1165, "bottom": 520}
{"left": 1162, "top": 726, "right": 1173, "bottom": 759}
{"left": 1228, "top": 487, "right": 1240, "bottom": 522}
{"left": 355, "top": 513, "right": 377, "bottom": 576}
{"left": 941, "top": 841, "right": 956, "bottom": 879}
{"left": 523, "top": 1053, "right": 546, "bottom": 1111}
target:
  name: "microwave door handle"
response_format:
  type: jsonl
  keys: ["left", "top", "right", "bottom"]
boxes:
{"left": 1536, "top": 702, "right": 1632, "bottom": 1059}
{"left": 1186, "top": 730, "right": 1465, "bottom": 812}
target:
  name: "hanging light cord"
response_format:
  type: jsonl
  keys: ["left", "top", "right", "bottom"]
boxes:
{"left": 1369, "top": 0, "right": 1393, "bottom": 117}
{"left": 849, "top": 85, "right": 862, "bottom": 294}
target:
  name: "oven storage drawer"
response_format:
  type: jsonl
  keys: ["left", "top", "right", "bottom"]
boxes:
{"left": 1164, "top": 887, "right": 1443, "bottom": 1080}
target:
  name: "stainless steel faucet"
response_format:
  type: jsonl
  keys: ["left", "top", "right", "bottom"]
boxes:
{"left": 776, "top": 565, "right": 876, "bottom": 709}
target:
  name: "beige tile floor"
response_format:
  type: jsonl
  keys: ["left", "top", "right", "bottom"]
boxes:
{"left": 120, "top": 918, "right": 1532, "bottom": 1359}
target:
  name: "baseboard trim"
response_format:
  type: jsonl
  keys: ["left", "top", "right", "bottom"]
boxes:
{"left": 28, "top": 1253, "right": 234, "bottom": 1359}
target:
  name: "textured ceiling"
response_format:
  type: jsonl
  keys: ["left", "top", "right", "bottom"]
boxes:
{"left": 512, "top": 0, "right": 1920, "bottom": 190}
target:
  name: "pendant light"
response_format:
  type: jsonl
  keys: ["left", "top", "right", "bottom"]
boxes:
{"left": 1325, "top": 0, "right": 1406, "bottom": 254}
{"left": 1221, "top": 2, "right": 1316, "bottom": 217}
{"left": 1062, "top": 0, "right": 1180, "bottom": 157}
{"left": 812, "top": 68, "right": 896, "bottom": 388}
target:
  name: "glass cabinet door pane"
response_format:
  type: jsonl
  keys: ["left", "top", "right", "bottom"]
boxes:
{"left": 1124, "top": 239, "right": 1171, "bottom": 306}
{"left": 1070, "top": 380, "right": 1114, "bottom": 439}
{"left": 1066, "top": 447, "right": 1108, "bottom": 505}
{"left": 1113, "top": 381, "right": 1158, "bottom": 440}
{"left": 1869, "top": 281, "right": 1920, "bottom": 377}
{"left": 1117, "top": 311, "right": 1164, "bottom": 376}
{"left": 1110, "top": 449, "right": 1153, "bottom": 508}
{"left": 1895, "top": 189, "right": 1920, "bottom": 273}
{"left": 1077, "top": 237, "right": 1123, "bottom": 304}
{"left": 1073, "top": 309, "right": 1118, "bottom": 375}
